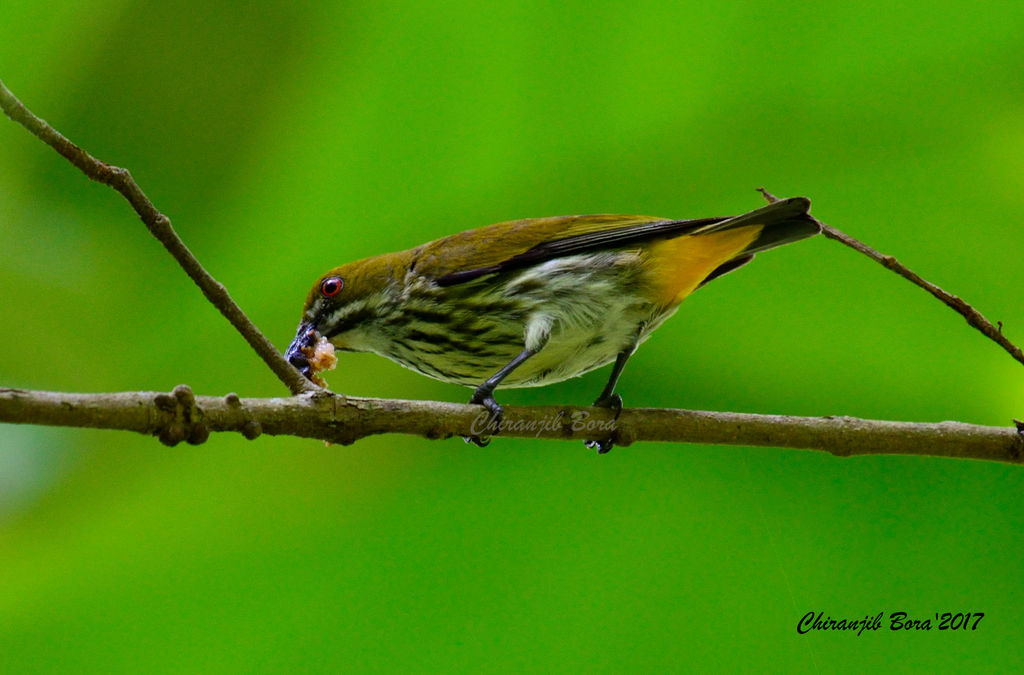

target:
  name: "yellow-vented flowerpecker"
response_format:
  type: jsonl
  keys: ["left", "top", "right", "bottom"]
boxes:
{"left": 286, "top": 197, "right": 819, "bottom": 452}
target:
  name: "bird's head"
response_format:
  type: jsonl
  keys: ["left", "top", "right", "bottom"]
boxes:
{"left": 285, "top": 252, "right": 409, "bottom": 380}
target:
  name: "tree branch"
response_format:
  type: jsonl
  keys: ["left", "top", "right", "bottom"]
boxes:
{"left": 1, "top": 386, "right": 1021, "bottom": 464}
{"left": 0, "top": 78, "right": 317, "bottom": 396}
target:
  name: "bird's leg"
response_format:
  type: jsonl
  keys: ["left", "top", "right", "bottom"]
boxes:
{"left": 465, "top": 346, "right": 539, "bottom": 447}
{"left": 586, "top": 341, "right": 637, "bottom": 454}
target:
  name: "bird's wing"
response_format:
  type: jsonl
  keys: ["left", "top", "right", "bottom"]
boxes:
{"left": 413, "top": 214, "right": 714, "bottom": 286}
{"left": 414, "top": 197, "right": 812, "bottom": 287}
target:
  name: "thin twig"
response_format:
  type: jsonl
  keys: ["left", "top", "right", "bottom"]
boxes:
{"left": 758, "top": 187, "right": 1024, "bottom": 368}
{"left": 1, "top": 386, "right": 1020, "bottom": 464}
{"left": 0, "top": 78, "right": 317, "bottom": 395}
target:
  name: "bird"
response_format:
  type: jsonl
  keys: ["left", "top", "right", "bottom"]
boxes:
{"left": 285, "top": 196, "right": 819, "bottom": 452}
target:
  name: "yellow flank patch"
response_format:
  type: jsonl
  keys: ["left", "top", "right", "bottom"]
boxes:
{"left": 645, "top": 225, "right": 763, "bottom": 306}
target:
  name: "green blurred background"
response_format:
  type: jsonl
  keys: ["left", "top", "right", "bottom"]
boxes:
{"left": 1, "top": 0, "right": 1022, "bottom": 671}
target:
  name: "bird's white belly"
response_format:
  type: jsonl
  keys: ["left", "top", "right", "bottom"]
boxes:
{"left": 505, "top": 299, "right": 676, "bottom": 388}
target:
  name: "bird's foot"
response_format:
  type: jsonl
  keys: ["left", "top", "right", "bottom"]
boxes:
{"left": 465, "top": 388, "right": 503, "bottom": 447}
{"left": 585, "top": 393, "right": 623, "bottom": 454}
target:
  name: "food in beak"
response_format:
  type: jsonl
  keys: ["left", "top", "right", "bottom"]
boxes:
{"left": 286, "top": 324, "right": 337, "bottom": 387}
{"left": 303, "top": 334, "right": 337, "bottom": 387}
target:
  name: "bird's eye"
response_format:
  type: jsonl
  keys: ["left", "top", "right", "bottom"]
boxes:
{"left": 320, "top": 277, "right": 344, "bottom": 298}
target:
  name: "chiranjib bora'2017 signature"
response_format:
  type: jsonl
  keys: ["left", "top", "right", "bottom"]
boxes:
{"left": 797, "top": 611, "right": 985, "bottom": 635}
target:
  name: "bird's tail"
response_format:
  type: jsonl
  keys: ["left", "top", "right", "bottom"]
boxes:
{"left": 645, "top": 197, "right": 819, "bottom": 304}
{"left": 696, "top": 197, "right": 819, "bottom": 285}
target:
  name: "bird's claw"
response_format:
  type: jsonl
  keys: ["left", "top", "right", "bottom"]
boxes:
{"left": 464, "top": 389, "right": 503, "bottom": 447}
{"left": 585, "top": 438, "right": 614, "bottom": 454}
{"left": 586, "top": 392, "right": 623, "bottom": 454}
{"left": 464, "top": 434, "right": 491, "bottom": 447}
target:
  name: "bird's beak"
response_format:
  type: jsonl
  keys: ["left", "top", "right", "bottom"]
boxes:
{"left": 284, "top": 320, "right": 318, "bottom": 381}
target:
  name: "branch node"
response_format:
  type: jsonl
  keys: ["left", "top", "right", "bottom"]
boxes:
{"left": 159, "top": 423, "right": 185, "bottom": 447}
{"left": 423, "top": 427, "right": 451, "bottom": 441}
{"left": 173, "top": 384, "right": 196, "bottom": 406}
{"left": 328, "top": 427, "right": 359, "bottom": 446}
{"left": 312, "top": 389, "right": 337, "bottom": 404}
{"left": 154, "top": 393, "right": 176, "bottom": 411}
{"left": 152, "top": 385, "right": 207, "bottom": 446}
{"left": 241, "top": 420, "right": 262, "bottom": 440}
{"left": 104, "top": 164, "right": 130, "bottom": 186}
{"left": 187, "top": 422, "right": 210, "bottom": 445}
{"left": 225, "top": 392, "right": 242, "bottom": 407}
